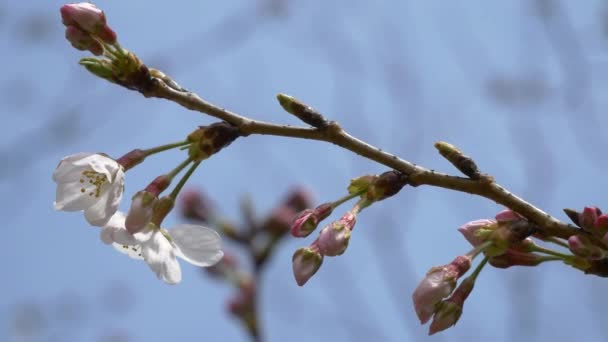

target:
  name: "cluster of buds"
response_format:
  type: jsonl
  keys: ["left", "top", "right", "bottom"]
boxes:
{"left": 291, "top": 171, "right": 408, "bottom": 286}
{"left": 412, "top": 255, "right": 473, "bottom": 334}
{"left": 60, "top": 3, "right": 116, "bottom": 55}
{"left": 564, "top": 207, "right": 608, "bottom": 260}
{"left": 413, "top": 208, "right": 591, "bottom": 334}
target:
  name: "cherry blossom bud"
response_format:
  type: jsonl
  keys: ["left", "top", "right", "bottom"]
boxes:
{"left": 412, "top": 256, "right": 471, "bottom": 324}
{"left": 292, "top": 245, "right": 323, "bottom": 286}
{"left": 180, "top": 188, "right": 213, "bottom": 222}
{"left": 495, "top": 209, "right": 522, "bottom": 222}
{"left": 264, "top": 206, "right": 297, "bottom": 236}
{"left": 317, "top": 212, "right": 355, "bottom": 256}
{"left": 488, "top": 250, "right": 544, "bottom": 268}
{"left": 595, "top": 215, "right": 608, "bottom": 232}
{"left": 276, "top": 94, "right": 329, "bottom": 128}
{"left": 563, "top": 208, "right": 581, "bottom": 227}
{"left": 580, "top": 206, "right": 601, "bottom": 231}
{"left": 568, "top": 235, "right": 607, "bottom": 260}
{"left": 428, "top": 276, "right": 475, "bottom": 335}
{"left": 291, "top": 203, "right": 333, "bottom": 238}
{"left": 457, "top": 219, "right": 495, "bottom": 246}
{"left": 283, "top": 187, "right": 313, "bottom": 212}
{"left": 60, "top": 3, "right": 116, "bottom": 44}
{"left": 125, "top": 191, "right": 157, "bottom": 234}
{"left": 64, "top": 26, "right": 103, "bottom": 55}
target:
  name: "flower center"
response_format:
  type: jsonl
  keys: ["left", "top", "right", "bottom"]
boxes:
{"left": 79, "top": 170, "right": 108, "bottom": 198}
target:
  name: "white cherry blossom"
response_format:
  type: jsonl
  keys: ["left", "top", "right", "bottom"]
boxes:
{"left": 53, "top": 152, "right": 125, "bottom": 226}
{"left": 101, "top": 212, "right": 223, "bottom": 284}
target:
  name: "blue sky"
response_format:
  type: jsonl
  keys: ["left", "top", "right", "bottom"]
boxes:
{"left": 2, "top": 1, "right": 608, "bottom": 341}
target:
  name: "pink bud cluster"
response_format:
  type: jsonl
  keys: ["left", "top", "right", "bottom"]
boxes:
{"left": 292, "top": 211, "right": 357, "bottom": 286}
{"left": 412, "top": 255, "right": 472, "bottom": 333}
{"left": 458, "top": 209, "right": 542, "bottom": 267}
{"left": 60, "top": 3, "right": 117, "bottom": 55}
{"left": 565, "top": 207, "right": 608, "bottom": 256}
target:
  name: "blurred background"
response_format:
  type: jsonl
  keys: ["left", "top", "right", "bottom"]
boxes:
{"left": 2, "top": 0, "right": 608, "bottom": 341}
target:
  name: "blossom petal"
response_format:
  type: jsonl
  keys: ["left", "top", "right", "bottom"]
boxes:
{"left": 169, "top": 224, "right": 224, "bottom": 267}
{"left": 54, "top": 181, "right": 99, "bottom": 211}
{"left": 83, "top": 176, "right": 123, "bottom": 226}
{"left": 72, "top": 154, "right": 120, "bottom": 182}
{"left": 112, "top": 243, "right": 144, "bottom": 260}
{"left": 52, "top": 152, "right": 94, "bottom": 182}
{"left": 141, "top": 231, "right": 182, "bottom": 284}
{"left": 100, "top": 212, "right": 138, "bottom": 245}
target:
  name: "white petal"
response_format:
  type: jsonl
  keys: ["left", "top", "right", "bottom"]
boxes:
{"left": 54, "top": 181, "right": 99, "bottom": 211}
{"left": 112, "top": 242, "right": 144, "bottom": 260}
{"left": 99, "top": 212, "right": 138, "bottom": 245}
{"left": 72, "top": 154, "right": 120, "bottom": 182}
{"left": 141, "top": 231, "right": 182, "bottom": 284}
{"left": 83, "top": 178, "right": 123, "bottom": 226}
{"left": 169, "top": 224, "right": 223, "bottom": 267}
{"left": 52, "top": 152, "right": 94, "bottom": 182}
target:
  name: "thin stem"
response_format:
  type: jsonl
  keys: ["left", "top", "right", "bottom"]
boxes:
{"left": 142, "top": 140, "right": 191, "bottom": 156}
{"left": 332, "top": 190, "right": 365, "bottom": 208}
{"left": 169, "top": 160, "right": 201, "bottom": 200}
{"left": 469, "top": 257, "right": 489, "bottom": 281}
{"left": 544, "top": 236, "right": 569, "bottom": 249}
{"left": 529, "top": 244, "right": 574, "bottom": 260}
{"left": 166, "top": 157, "right": 192, "bottom": 180}
{"left": 467, "top": 241, "right": 494, "bottom": 259}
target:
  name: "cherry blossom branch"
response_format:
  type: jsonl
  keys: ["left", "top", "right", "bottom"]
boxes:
{"left": 141, "top": 77, "right": 579, "bottom": 240}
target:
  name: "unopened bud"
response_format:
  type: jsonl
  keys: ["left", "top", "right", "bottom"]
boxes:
{"left": 276, "top": 94, "right": 328, "bottom": 128}
{"left": 488, "top": 250, "right": 544, "bottom": 268}
{"left": 495, "top": 209, "right": 523, "bottom": 222}
{"left": 189, "top": 122, "right": 240, "bottom": 161}
{"left": 291, "top": 203, "right": 333, "bottom": 238}
{"left": 264, "top": 206, "right": 297, "bottom": 236}
{"left": 150, "top": 196, "right": 174, "bottom": 226}
{"left": 568, "top": 235, "right": 607, "bottom": 260}
{"left": 180, "top": 188, "right": 213, "bottom": 222}
{"left": 366, "top": 171, "right": 408, "bottom": 202}
{"left": 60, "top": 3, "right": 116, "bottom": 44}
{"left": 434, "top": 141, "right": 481, "bottom": 180}
{"left": 428, "top": 276, "right": 474, "bottom": 335}
{"left": 412, "top": 256, "right": 471, "bottom": 324}
{"left": 283, "top": 187, "right": 313, "bottom": 212}
{"left": 292, "top": 246, "right": 323, "bottom": 286}
{"left": 125, "top": 191, "right": 157, "bottom": 234}
{"left": 65, "top": 26, "right": 103, "bottom": 55}
{"left": 580, "top": 206, "right": 601, "bottom": 231}
{"left": 317, "top": 212, "right": 355, "bottom": 256}
{"left": 458, "top": 219, "right": 495, "bottom": 246}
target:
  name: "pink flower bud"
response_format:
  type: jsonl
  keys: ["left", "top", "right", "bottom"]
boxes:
{"left": 316, "top": 212, "right": 355, "bottom": 256}
{"left": 283, "top": 187, "right": 313, "bottom": 212}
{"left": 61, "top": 3, "right": 106, "bottom": 31}
{"left": 125, "top": 191, "right": 157, "bottom": 234}
{"left": 412, "top": 256, "right": 471, "bottom": 324}
{"left": 291, "top": 203, "right": 333, "bottom": 238}
{"left": 179, "top": 188, "right": 213, "bottom": 222}
{"left": 60, "top": 3, "right": 116, "bottom": 44}
{"left": 428, "top": 277, "right": 474, "bottom": 335}
{"left": 64, "top": 26, "right": 103, "bottom": 55}
{"left": 291, "top": 209, "right": 316, "bottom": 237}
{"left": 579, "top": 206, "right": 601, "bottom": 231}
{"left": 495, "top": 209, "right": 522, "bottom": 222}
{"left": 292, "top": 245, "right": 323, "bottom": 286}
{"left": 568, "top": 235, "right": 607, "bottom": 260}
{"left": 595, "top": 215, "right": 608, "bottom": 232}
{"left": 457, "top": 219, "right": 495, "bottom": 246}
{"left": 264, "top": 206, "right": 297, "bottom": 235}
{"left": 488, "top": 250, "right": 543, "bottom": 268}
